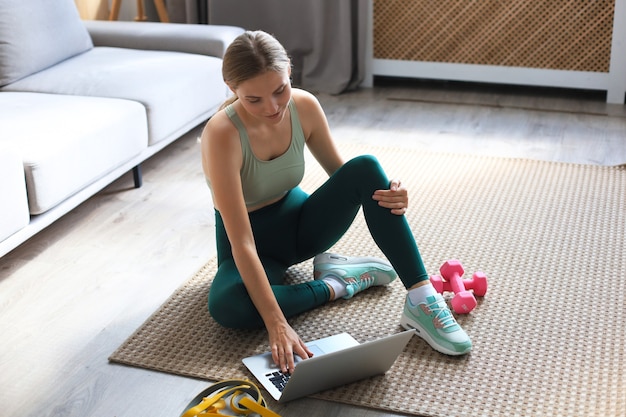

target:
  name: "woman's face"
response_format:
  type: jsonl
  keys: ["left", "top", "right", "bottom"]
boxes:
{"left": 231, "top": 69, "right": 292, "bottom": 125}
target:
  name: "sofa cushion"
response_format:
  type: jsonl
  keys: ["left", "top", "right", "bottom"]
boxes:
{"left": 2, "top": 47, "right": 227, "bottom": 146}
{"left": 0, "top": 144, "right": 29, "bottom": 241}
{"left": 0, "top": 0, "right": 93, "bottom": 87}
{"left": 0, "top": 92, "right": 147, "bottom": 215}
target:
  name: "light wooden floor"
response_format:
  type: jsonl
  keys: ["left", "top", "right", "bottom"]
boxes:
{"left": 0, "top": 81, "right": 624, "bottom": 417}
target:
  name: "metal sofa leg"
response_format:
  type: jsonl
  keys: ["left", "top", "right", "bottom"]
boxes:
{"left": 133, "top": 165, "right": 143, "bottom": 188}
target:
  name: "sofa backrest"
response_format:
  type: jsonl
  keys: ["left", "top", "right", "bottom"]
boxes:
{"left": 0, "top": 0, "right": 93, "bottom": 87}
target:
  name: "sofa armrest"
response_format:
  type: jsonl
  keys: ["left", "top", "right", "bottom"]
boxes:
{"left": 83, "top": 20, "right": 244, "bottom": 58}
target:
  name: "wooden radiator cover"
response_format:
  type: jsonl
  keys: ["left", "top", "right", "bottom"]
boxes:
{"left": 373, "top": 0, "right": 616, "bottom": 73}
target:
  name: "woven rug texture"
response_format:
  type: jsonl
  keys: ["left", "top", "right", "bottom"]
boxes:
{"left": 110, "top": 144, "right": 625, "bottom": 417}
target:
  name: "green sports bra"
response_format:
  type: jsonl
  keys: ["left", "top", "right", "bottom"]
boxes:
{"left": 223, "top": 99, "right": 306, "bottom": 208}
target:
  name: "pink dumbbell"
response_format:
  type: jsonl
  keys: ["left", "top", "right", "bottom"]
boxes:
{"left": 432, "top": 269, "right": 489, "bottom": 297}
{"left": 429, "top": 260, "right": 487, "bottom": 313}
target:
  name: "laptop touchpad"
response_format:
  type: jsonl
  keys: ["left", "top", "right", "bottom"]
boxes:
{"left": 305, "top": 344, "right": 326, "bottom": 358}
{"left": 294, "top": 344, "right": 326, "bottom": 364}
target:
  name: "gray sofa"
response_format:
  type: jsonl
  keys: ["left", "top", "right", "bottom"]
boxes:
{"left": 0, "top": 0, "right": 243, "bottom": 257}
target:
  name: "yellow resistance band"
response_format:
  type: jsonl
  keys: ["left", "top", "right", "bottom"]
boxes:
{"left": 181, "top": 379, "right": 281, "bottom": 417}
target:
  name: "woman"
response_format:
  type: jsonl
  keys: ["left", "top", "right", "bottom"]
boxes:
{"left": 201, "top": 30, "right": 471, "bottom": 374}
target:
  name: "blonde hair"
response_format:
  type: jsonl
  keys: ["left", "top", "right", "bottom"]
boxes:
{"left": 220, "top": 30, "right": 291, "bottom": 109}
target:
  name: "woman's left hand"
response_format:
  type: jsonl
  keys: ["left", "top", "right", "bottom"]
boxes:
{"left": 372, "top": 179, "right": 408, "bottom": 216}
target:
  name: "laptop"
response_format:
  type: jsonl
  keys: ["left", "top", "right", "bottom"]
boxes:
{"left": 242, "top": 329, "right": 415, "bottom": 402}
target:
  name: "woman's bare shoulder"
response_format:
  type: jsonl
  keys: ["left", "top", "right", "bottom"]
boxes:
{"left": 290, "top": 88, "right": 328, "bottom": 136}
{"left": 202, "top": 108, "right": 240, "bottom": 147}
{"left": 291, "top": 88, "right": 321, "bottom": 107}
{"left": 291, "top": 88, "right": 326, "bottom": 122}
{"left": 204, "top": 108, "right": 235, "bottom": 136}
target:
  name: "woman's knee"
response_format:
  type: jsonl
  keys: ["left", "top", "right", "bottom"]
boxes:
{"left": 345, "top": 154, "right": 388, "bottom": 186}
{"left": 347, "top": 154, "right": 379, "bottom": 169}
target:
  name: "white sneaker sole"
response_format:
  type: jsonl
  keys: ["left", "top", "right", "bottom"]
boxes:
{"left": 399, "top": 314, "right": 470, "bottom": 356}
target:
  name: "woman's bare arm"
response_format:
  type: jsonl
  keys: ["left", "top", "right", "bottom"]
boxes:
{"left": 201, "top": 112, "right": 312, "bottom": 372}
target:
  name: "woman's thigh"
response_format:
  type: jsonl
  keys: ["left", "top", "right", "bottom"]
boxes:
{"left": 295, "top": 155, "right": 388, "bottom": 257}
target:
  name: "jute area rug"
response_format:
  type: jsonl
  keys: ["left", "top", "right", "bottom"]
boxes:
{"left": 110, "top": 144, "right": 625, "bottom": 417}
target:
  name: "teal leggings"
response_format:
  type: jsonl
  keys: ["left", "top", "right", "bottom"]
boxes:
{"left": 208, "top": 155, "right": 429, "bottom": 329}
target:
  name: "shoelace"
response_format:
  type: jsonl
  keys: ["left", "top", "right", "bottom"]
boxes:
{"left": 347, "top": 273, "right": 375, "bottom": 293}
{"left": 426, "top": 298, "right": 458, "bottom": 330}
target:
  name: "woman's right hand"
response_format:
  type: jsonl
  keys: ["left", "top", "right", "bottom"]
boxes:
{"left": 268, "top": 320, "right": 314, "bottom": 374}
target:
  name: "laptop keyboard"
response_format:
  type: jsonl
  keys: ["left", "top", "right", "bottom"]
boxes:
{"left": 266, "top": 371, "right": 291, "bottom": 392}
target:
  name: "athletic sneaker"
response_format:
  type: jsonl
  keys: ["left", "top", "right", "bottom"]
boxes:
{"left": 313, "top": 253, "right": 397, "bottom": 299}
{"left": 400, "top": 294, "right": 472, "bottom": 355}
